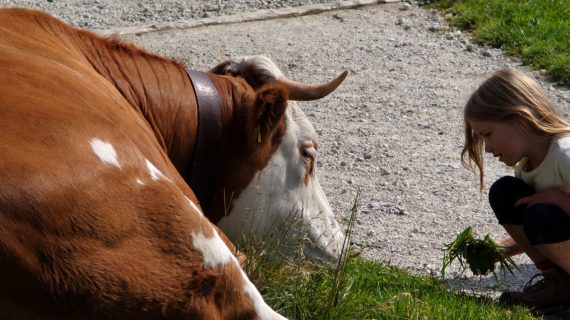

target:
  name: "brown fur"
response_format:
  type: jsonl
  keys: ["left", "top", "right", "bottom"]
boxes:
{"left": 0, "top": 8, "right": 288, "bottom": 319}
{"left": 207, "top": 81, "right": 288, "bottom": 223}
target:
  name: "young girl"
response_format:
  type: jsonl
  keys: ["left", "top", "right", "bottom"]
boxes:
{"left": 462, "top": 68, "right": 570, "bottom": 310}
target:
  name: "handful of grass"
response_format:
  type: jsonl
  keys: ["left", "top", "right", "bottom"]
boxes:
{"left": 441, "top": 227, "right": 518, "bottom": 278}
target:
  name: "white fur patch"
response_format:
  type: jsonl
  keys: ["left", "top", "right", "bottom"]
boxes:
{"left": 191, "top": 229, "right": 232, "bottom": 269}
{"left": 192, "top": 226, "right": 286, "bottom": 319}
{"left": 90, "top": 138, "right": 121, "bottom": 169}
{"left": 233, "top": 55, "right": 284, "bottom": 77}
{"left": 242, "top": 278, "right": 287, "bottom": 320}
{"left": 145, "top": 159, "right": 171, "bottom": 182}
{"left": 184, "top": 196, "right": 203, "bottom": 215}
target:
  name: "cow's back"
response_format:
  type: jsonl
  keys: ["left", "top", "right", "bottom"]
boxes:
{"left": 0, "top": 8, "right": 269, "bottom": 319}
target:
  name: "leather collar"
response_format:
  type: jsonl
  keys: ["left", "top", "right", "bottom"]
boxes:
{"left": 185, "top": 69, "right": 222, "bottom": 214}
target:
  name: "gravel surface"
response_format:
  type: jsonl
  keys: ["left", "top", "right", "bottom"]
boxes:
{"left": 0, "top": 0, "right": 335, "bottom": 29}
{"left": 4, "top": 0, "right": 570, "bottom": 298}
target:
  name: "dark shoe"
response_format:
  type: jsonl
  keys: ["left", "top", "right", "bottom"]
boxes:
{"left": 499, "top": 269, "right": 570, "bottom": 309}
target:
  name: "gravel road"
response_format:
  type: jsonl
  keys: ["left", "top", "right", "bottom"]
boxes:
{"left": 4, "top": 0, "right": 570, "bottom": 297}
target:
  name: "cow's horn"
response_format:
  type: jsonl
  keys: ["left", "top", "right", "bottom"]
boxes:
{"left": 277, "top": 71, "right": 348, "bottom": 101}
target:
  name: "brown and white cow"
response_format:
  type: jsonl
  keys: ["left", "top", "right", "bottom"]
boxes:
{"left": 0, "top": 8, "right": 346, "bottom": 319}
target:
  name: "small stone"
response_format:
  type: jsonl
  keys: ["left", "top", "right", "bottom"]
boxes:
{"left": 428, "top": 24, "right": 441, "bottom": 32}
{"left": 368, "top": 202, "right": 383, "bottom": 210}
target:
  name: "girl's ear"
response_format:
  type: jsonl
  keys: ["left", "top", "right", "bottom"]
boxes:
{"left": 253, "top": 83, "right": 288, "bottom": 141}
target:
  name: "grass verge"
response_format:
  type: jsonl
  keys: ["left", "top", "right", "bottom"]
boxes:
{"left": 257, "top": 256, "right": 535, "bottom": 319}
{"left": 241, "top": 195, "right": 536, "bottom": 319}
{"left": 429, "top": 0, "right": 570, "bottom": 85}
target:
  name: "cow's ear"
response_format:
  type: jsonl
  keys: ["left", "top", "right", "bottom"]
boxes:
{"left": 209, "top": 60, "right": 229, "bottom": 74}
{"left": 209, "top": 60, "right": 239, "bottom": 76}
{"left": 254, "top": 83, "right": 288, "bottom": 142}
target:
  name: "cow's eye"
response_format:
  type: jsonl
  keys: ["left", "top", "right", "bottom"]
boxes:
{"left": 300, "top": 144, "right": 316, "bottom": 162}
{"left": 300, "top": 145, "right": 316, "bottom": 185}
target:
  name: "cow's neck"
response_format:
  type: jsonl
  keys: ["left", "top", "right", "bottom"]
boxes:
{"left": 205, "top": 77, "right": 283, "bottom": 223}
{"left": 77, "top": 32, "right": 258, "bottom": 218}
{"left": 77, "top": 33, "right": 199, "bottom": 179}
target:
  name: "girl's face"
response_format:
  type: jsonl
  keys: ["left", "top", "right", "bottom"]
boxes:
{"left": 469, "top": 120, "right": 530, "bottom": 167}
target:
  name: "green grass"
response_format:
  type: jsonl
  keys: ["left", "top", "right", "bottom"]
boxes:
{"left": 252, "top": 255, "right": 535, "bottom": 319}
{"left": 239, "top": 195, "right": 536, "bottom": 319}
{"left": 429, "top": 0, "right": 570, "bottom": 85}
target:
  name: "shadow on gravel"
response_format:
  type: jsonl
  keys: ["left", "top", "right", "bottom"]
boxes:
{"left": 446, "top": 263, "right": 570, "bottom": 319}
{"left": 444, "top": 263, "right": 536, "bottom": 296}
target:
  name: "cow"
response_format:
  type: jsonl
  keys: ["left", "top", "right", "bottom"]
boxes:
{"left": 0, "top": 8, "right": 346, "bottom": 319}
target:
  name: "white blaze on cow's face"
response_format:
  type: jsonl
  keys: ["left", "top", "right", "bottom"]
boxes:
{"left": 218, "top": 103, "right": 345, "bottom": 263}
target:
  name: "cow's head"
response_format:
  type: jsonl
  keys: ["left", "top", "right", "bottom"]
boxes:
{"left": 208, "top": 56, "right": 347, "bottom": 263}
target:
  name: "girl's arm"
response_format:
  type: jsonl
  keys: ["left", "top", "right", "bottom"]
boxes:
{"left": 496, "top": 236, "right": 524, "bottom": 257}
{"left": 515, "top": 187, "right": 570, "bottom": 215}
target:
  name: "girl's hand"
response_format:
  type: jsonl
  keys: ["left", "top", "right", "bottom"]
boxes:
{"left": 515, "top": 187, "right": 570, "bottom": 214}
{"left": 496, "top": 236, "right": 523, "bottom": 257}
{"left": 515, "top": 187, "right": 561, "bottom": 206}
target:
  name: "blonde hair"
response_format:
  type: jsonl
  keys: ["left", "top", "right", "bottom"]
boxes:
{"left": 461, "top": 68, "right": 570, "bottom": 192}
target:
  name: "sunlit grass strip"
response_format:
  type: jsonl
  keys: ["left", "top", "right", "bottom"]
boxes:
{"left": 431, "top": 0, "right": 570, "bottom": 85}
{"left": 258, "top": 256, "right": 535, "bottom": 319}
{"left": 243, "top": 195, "right": 535, "bottom": 319}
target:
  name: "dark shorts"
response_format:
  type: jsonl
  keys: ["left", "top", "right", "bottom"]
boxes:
{"left": 489, "top": 176, "right": 570, "bottom": 245}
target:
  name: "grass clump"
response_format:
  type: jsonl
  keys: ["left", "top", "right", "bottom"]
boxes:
{"left": 442, "top": 226, "right": 518, "bottom": 278}
{"left": 429, "top": 0, "right": 570, "bottom": 85}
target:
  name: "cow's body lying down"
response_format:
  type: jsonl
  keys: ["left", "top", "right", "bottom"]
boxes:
{"left": 0, "top": 8, "right": 346, "bottom": 319}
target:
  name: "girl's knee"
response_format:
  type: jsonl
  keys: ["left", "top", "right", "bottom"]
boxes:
{"left": 523, "top": 204, "right": 570, "bottom": 245}
{"left": 488, "top": 176, "right": 534, "bottom": 225}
